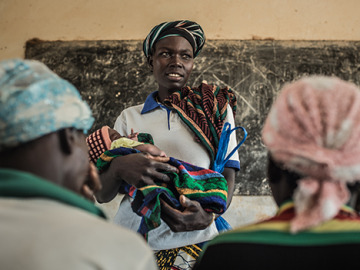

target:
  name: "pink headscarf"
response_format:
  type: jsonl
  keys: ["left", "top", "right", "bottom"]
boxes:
{"left": 262, "top": 76, "right": 360, "bottom": 233}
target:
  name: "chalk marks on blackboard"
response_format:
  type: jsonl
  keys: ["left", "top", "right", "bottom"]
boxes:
{"left": 25, "top": 39, "right": 360, "bottom": 195}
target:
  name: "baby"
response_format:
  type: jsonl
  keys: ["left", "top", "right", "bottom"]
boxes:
{"left": 86, "top": 126, "right": 166, "bottom": 165}
{"left": 86, "top": 126, "right": 228, "bottom": 238}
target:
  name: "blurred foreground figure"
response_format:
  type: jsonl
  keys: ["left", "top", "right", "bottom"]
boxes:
{"left": 0, "top": 59, "right": 157, "bottom": 270}
{"left": 194, "top": 76, "right": 360, "bottom": 269}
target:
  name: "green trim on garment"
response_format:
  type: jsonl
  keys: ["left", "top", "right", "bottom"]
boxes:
{"left": 0, "top": 169, "right": 106, "bottom": 219}
{"left": 207, "top": 229, "right": 360, "bottom": 247}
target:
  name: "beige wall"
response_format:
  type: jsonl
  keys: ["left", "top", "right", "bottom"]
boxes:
{"left": 1, "top": 0, "right": 359, "bottom": 227}
{"left": 1, "top": 0, "right": 360, "bottom": 60}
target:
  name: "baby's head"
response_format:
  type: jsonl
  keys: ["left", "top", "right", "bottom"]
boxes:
{"left": 86, "top": 126, "right": 122, "bottom": 164}
{"left": 108, "top": 127, "right": 123, "bottom": 142}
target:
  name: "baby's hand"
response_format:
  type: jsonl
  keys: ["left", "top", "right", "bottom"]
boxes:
{"left": 128, "top": 128, "right": 139, "bottom": 141}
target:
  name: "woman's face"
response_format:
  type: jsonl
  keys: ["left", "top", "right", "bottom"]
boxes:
{"left": 150, "top": 36, "right": 194, "bottom": 94}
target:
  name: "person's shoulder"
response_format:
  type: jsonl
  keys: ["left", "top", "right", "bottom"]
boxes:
{"left": 205, "top": 218, "right": 280, "bottom": 246}
{"left": 1, "top": 198, "right": 157, "bottom": 269}
{"left": 81, "top": 211, "right": 157, "bottom": 269}
{"left": 43, "top": 200, "right": 156, "bottom": 255}
{"left": 122, "top": 103, "right": 145, "bottom": 113}
{"left": 118, "top": 104, "right": 145, "bottom": 120}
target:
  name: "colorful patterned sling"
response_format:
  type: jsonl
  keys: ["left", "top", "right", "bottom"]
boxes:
{"left": 163, "top": 83, "right": 237, "bottom": 168}
{"left": 97, "top": 147, "right": 228, "bottom": 239}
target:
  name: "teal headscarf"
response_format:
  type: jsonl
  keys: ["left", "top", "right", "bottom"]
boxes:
{"left": 0, "top": 59, "right": 94, "bottom": 150}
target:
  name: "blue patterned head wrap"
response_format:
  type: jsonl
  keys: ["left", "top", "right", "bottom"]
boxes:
{"left": 0, "top": 59, "right": 94, "bottom": 150}
{"left": 143, "top": 20, "right": 206, "bottom": 58}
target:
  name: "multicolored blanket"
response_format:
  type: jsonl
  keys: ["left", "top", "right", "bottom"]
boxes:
{"left": 164, "top": 83, "right": 237, "bottom": 166}
{"left": 96, "top": 147, "right": 228, "bottom": 238}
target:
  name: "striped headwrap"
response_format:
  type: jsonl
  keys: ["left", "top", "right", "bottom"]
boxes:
{"left": 143, "top": 20, "right": 205, "bottom": 58}
{"left": 262, "top": 75, "right": 360, "bottom": 233}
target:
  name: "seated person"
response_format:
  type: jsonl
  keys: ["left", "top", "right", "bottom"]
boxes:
{"left": 0, "top": 59, "right": 157, "bottom": 270}
{"left": 193, "top": 75, "right": 360, "bottom": 269}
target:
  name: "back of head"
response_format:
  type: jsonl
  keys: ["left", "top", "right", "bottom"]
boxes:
{"left": 262, "top": 75, "right": 360, "bottom": 232}
{"left": 0, "top": 59, "right": 94, "bottom": 151}
{"left": 0, "top": 59, "right": 95, "bottom": 187}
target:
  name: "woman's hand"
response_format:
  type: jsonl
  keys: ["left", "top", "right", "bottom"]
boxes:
{"left": 82, "top": 162, "right": 102, "bottom": 202}
{"left": 160, "top": 195, "right": 214, "bottom": 232}
{"left": 117, "top": 153, "right": 177, "bottom": 187}
{"left": 96, "top": 153, "right": 178, "bottom": 203}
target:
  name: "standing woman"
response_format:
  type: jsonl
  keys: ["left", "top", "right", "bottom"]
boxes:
{"left": 96, "top": 20, "right": 240, "bottom": 269}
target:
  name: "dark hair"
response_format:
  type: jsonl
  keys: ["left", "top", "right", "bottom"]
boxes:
{"left": 267, "top": 154, "right": 301, "bottom": 191}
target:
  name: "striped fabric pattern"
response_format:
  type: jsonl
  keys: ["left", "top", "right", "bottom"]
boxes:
{"left": 164, "top": 83, "right": 237, "bottom": 166}
{"left": 156, "top": 243, "right": 203, "bottom": 270}
{"left": 194, "top": 201, "right": 360, "bottom": 269}
{"left": 143, "top": 20, "right": 206, "bottom": 58}
{"left": 206, "top": 201, "right": 360, "bottom": 247}
{"left": 96, "top": 147, "right": 228, "bottom": 238}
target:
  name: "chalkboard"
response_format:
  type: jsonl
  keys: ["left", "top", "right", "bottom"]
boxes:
{"left": 25, "top": 39, "right": 360, "bottom": 195}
